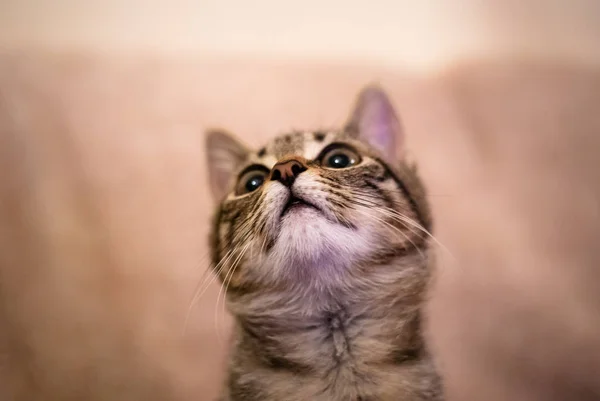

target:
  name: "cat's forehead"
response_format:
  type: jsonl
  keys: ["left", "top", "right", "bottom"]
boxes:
{"left": 248, "top": 130, "right": 347, "bottom": 167}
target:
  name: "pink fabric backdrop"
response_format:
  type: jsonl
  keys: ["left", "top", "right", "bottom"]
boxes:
{"left": 0, "top": 54, "right": 599, "bottom": 400}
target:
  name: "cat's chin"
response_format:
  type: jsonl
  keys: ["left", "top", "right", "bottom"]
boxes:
{"left": 269, "top": 211, "right": 373, "bottom": 278}
{"left": 280, "top": 203, "right": 323, "bottom": 222}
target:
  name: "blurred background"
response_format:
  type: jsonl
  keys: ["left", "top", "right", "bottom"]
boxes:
{"left": 0, "top": 1, "right": 599, "bottom": 400}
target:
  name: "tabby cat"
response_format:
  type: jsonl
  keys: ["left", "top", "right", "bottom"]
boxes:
{"left": 205, "top": 86, "right": 442, "bottom": 401}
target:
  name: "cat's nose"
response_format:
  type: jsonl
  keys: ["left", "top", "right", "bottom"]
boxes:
{"left": 270, "top": 158, "right": 308, "bottom": 187}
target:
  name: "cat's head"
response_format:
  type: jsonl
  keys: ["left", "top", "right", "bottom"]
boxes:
{"left": 205, "top": 86, "right": 430, "bottom": 293}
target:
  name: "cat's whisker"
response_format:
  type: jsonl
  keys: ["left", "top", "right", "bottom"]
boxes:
{"left": 215, "top": 243, "right": 250, "bottom": 345}
{"left": 379, "top": 208, "right": 454, "bottom": 260}
{"left": 181, "top": 251, "right": 215, "bottom": 334}
{"left": 183, "top": 250, "right": 213, "bottom": 310}
{"left": 183, "top": 248, "right": 237, "bottom": 335}
{"left": 322, "top": 186, "right": 423, "bottom": 251}
{"left": 348, "top": 192, "right": 424, "bottom": 239}
{"left": 350, "top": 191, "right": 434, "bottom": 236}
{"left": 349, "top": 190, "right": 454, "bottom": 260}
{"left": 185, "top": 249, "right": 218, "bottom": 301}
{"left": 259, "top": 224, "right": 270, "bottom": 258}
{"left": 221, "top": 243, "right": 251, "bottom": 330}
{"left": 351, "top": 206, "right": 425, "bottom": 261}
{"left": 353, "top": 193, "right": 455, "bottom": 260}
{"left": 192, "top": 250, "right": 212, "bottom": 272}
{"left": 188, "top": 222, "right": 253, "bottom": 336}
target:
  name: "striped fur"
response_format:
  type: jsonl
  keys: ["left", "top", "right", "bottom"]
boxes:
{"left": 206, "top": 87, "right": 442, "bottom": 401}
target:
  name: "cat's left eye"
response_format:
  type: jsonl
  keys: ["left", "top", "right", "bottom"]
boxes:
{"left": 235, "top": 168, "right": 269, "bottom": 195}
{"left": 319, "top": 145, "right": 362, "bottom": 169}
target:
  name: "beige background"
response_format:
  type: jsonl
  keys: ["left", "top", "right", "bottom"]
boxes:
{"left": 1, "top": 2, "right": 600, "bottom": 401}
{"left": 2, "top": 0, "right": 600, "bottom": 71}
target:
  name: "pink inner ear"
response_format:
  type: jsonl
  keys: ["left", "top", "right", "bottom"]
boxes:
{"left": 368, "top": 105, "right": 395, "bottom": 149}
{"left": 351, "top": 87, "right": 403, "bottom": 161}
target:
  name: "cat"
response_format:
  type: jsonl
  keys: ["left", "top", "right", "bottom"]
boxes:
{"left": 205, "top": 85, "right": 442, "bottom": 401}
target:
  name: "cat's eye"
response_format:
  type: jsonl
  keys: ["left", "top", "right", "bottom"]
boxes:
{"left": 319, "top": 145, "right": 361, "bottom": 169}
{"left": 235, "top": 167, "right": 269, "bottom": 196}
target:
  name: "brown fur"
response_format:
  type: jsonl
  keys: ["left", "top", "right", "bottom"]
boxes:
{"left": 206, "top": 90, "right": 443, "bottom": 400}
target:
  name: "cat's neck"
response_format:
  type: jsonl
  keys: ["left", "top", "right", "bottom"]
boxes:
{"left": 228, "top": 250, "right": 430, "bottom": 321}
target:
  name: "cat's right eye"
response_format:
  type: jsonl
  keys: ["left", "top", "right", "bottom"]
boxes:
{"left": 235, "top": 167, "right": 269, "bottom": 196}
{"left": 318, "top": 144, "right": 362, "bottom": 169}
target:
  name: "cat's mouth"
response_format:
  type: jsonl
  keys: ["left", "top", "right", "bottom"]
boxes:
{"left": 280, "top": 195, "right": 321, "bottom": 218}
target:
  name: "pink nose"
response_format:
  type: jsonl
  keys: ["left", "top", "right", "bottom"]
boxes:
{"left": 270, "top": 158, "right": 308, "bottom": 187}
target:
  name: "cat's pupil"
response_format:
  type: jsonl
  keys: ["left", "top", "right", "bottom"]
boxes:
{"left": 245, "top": 175, "right": 264, "bottom": 192}
{"left": 328, "top": 153, "right": 350, "bottom": 168}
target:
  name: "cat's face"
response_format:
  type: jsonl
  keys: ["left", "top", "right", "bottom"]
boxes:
{"left": 206, "top": 86, "right": 429, "bottom": 291}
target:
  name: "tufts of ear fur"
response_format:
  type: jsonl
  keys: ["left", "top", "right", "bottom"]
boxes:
{"left": 205, "top": 130, "right": 249, "bottom": 201}
{"left": 345, "top": 85, "right": 405, "bottom": 162}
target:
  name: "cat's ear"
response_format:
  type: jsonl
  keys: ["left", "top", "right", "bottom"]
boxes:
{"left": 345, "top": 85, "right": 404, "bottom": 161}
{"left": 205, "top": 129, "right": 249, "bottom": 201}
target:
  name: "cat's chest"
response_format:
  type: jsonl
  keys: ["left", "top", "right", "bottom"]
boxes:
{"left": 297, "top": 311, "right": 399, "bottom": 370}
{"left": 232, "top": 308, "right": 426, "bottom": 401}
